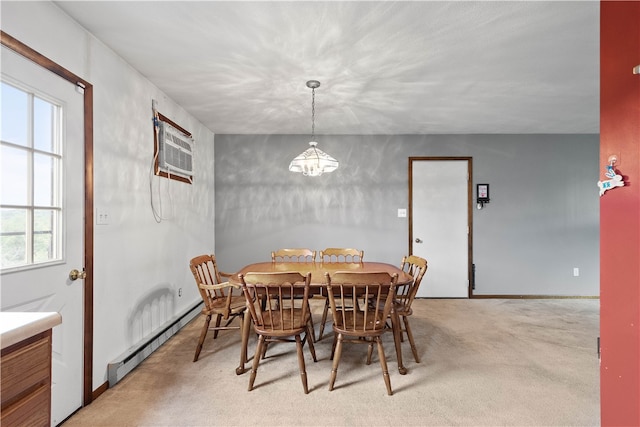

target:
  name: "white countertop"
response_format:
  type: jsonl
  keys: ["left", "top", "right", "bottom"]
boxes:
{"left": 0, "top": 312, "right": 62, "bottom": 350}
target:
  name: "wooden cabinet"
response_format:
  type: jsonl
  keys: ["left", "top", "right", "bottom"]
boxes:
{"left": 1, "top": 312, "right": 60, "bottom": 427}
{"left": 1, "top": 331, "right": 52, "bottom": 426}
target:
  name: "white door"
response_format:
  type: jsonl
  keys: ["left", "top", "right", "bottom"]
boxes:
{"left": 1, "top": 45, "right": 84, "bottom": 425}
{"left": 410, "top": 159, "right": 470, "bottom": 298}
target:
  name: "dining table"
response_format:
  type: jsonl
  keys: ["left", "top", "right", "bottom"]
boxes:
{"left": 229, "top": 261, "right": 414, "bottom": 376}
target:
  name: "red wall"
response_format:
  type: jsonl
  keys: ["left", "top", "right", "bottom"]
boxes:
{"left": 600, "top": 1, "right": 640, "bottom": 425}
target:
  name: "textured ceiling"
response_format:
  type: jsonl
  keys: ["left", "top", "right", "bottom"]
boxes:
{"left": 54, "top": 1, "right": 599, "bottom": 135}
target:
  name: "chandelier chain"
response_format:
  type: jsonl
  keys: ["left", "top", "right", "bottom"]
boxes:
{"left": 311, "top": 87, "right": 315, "bottom": 139}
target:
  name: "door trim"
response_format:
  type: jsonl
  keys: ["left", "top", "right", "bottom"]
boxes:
{"left": 408, "top": 157, "right": 473, "bottom": 298}
{"left": 1, "top": 31, "right": 95, "bottom": 405}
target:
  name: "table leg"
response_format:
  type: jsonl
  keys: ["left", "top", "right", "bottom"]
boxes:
{"left": 236, "top": 311, "right": 251, "bottom": 375}
{"left": 390, "top": 308, "right": 407, "bottom": 375}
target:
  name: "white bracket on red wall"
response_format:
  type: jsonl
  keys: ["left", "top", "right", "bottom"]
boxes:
{"left": 598, "top": 155, "right": 625, "bottom": 196}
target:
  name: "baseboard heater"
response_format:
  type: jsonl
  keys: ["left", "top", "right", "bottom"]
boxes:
{"left": 107, "top": 301, "right": 202, "bottom": 387}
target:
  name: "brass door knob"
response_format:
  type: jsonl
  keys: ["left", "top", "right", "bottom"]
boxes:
{"left": 69, "top": 269, "right": 87, "bottom": 281}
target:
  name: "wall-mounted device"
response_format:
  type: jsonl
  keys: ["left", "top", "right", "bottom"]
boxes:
{"left": 477, "top": 183, "right": 490, "bottom": 209}
{"left": 157, "top": 121, "right": 194, "bottom": 180}
{"left": 152, "top": 99, "right": 194, "bottom": 185}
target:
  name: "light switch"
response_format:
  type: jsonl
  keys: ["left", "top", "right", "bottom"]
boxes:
{"left": 397, "top": 209, "right": 407, "bottom": 218}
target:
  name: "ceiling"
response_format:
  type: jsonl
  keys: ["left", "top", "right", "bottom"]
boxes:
{"left": 54, "top": 1, "right": 600, "bottom": 135}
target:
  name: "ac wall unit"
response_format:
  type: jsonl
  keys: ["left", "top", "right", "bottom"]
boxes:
{"left": 158, "top": 121, "right": 194, "bottom": 179}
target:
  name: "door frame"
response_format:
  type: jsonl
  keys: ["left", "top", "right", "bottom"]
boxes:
{"left": 408, "top": 156, "right": 474, "bottom": 298}
{"left": 1, "top": 31, "right": 95, "bottom": 405}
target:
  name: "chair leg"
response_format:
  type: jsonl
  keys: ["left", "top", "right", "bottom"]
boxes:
{"left": 193, "top": 314, "right": 212, "bottom": 362}
{"left": 318, "top": 298, "right": 330, "bottom": 340}
{"left": 403, "top": 315, "right": 420, "bottom": 363}
{"left": 366, "top": 340, "right": 375, "bottom": 365}
{"left": 328, "top": 334, "right": 343, "bottom": 391}
{"left": 390, "top": 309, "right": 407, "bottom": 375}
{"left": 248, "top": 335, "right": 265, "bottom": 391}
{"left": 305, "top": 324, "right": 318, "bottom": 362}
{"left": 295, "top": 335, "right": 309, "bottom": 394}
{"left": 375, "top": 336, "right": 393, "bottom": 396}
{"left": 330, "top": 333, "right": 338, "bottom": 360}
{"left": 306, "top": 301, "right": 316, "bottom": 342}
{"left": 213, "top": 314, "right": 222, "bottom": 339}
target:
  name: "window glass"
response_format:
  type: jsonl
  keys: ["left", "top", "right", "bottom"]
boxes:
{"left": 0, "top": 82, "right": 28, "bottom": 147}
{"left": 0, "top": 208, "right": 27, "bottom": 268}
{"left": 1, "top": 145, "right": 28, "bottom": 205}
{"left": 34, "top": 153, "right": 56, "bottom": 206}
{"left": 34, "top": 96, "right": 55, "bottom": 152}
{"left": 34, "top": 209, "right": 57, "bottom": 263}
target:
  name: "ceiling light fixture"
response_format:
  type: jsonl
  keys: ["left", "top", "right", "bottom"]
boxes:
{"left": 289, "top": 80, "right": 338, "bottom": 177}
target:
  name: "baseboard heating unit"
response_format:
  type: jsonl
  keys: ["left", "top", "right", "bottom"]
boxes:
{"left": 107, "top": 302, "right": 202, "bottom": 387}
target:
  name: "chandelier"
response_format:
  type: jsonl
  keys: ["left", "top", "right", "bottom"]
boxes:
{"left": 289, "top": 80, "right": 339, "bottom": 176}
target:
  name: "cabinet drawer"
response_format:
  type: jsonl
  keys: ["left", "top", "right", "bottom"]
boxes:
{"left": 1, "top": 335, "right": 50, "bottom": 407}
{"left": 0, "top": 383, "right": 50, "bottom": 427}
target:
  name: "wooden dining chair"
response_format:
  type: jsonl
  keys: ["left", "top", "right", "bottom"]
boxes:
{"left": 271, "top": 248, "right": 317, "bottom": 339}
{"left": 239, "top": 271, "right": 317, "bottom": 394}
{"left": 271, "top": 248, "right": 316, "bottom": 262}
{"left": 324, "top": 271, "right": 398, "bottom": 395}
{"left": 319, "top": 247, "right": 363, "bottom": 263}
{"left": 317, "top": 248, "right": 364, "bottom": 340}
{"left": 394, "top": 255, "right": 428, "bottom": 363}
{"left": 189, "top": 254, "right": 247, "bottom": 363}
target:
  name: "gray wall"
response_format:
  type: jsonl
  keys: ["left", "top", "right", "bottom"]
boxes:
{"left": 215, "top": 134, "right": 599, "bottom": 296}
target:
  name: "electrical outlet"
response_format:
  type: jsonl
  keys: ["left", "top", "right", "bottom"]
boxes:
{"left": 178, "top": 288, "right": 182, "bottom": 297}
{"left": 397, "top": 208, "right": 407, "bottom": 218}
{"left": 96, "top": 208, "right": 110, "bottom": 225}
{"left": 573, "top": 267, "right": 580, "bottom": 277}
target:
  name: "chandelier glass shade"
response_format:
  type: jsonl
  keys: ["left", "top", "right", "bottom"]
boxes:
{"left": 289, "top": 141, "right": 339, "bottom": 176}
{"left": 289, "top": 80, "right": 338, "bottom": 177}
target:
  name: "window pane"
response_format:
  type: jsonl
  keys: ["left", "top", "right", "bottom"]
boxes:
{"left": 1, "top": 145, "right": 28, "bottom": 205}
{"left": 34, "top": 96, "right": 55, "bottom": 152}
{"left": 0, "top": 82, "right": 29, "bottom": 147}
{"left": 34, "top": 209, "right": 57, "bottom": 263}
{"left": 0, "top": 208, "right": 27, "bottom": 268}
{"left": 34, "top": 153, "right": 56, "bottom": 206}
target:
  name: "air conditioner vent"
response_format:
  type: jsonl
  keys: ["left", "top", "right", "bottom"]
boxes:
{"left": 158, "top": 121, "right": 194, "bottom": 179}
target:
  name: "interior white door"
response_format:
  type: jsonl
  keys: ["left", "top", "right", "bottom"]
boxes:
{"left": 1, "top": 45, "right": 84, "bottom": 425}
{"left": 411, "top": 159, "right": 469, "bottom": 298}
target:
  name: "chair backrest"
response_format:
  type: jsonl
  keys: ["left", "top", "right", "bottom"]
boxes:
{"left": 319, "top": 248, "right": 364, "bottom": 263}
{"left": 240, "top": 272, "right": 312, "bottom": 333}
{"left": 397, "top": 255, "right": 428, "bottom": 309}
{"left": 189, "top": 254, "right": 232, "bottom": 313}
{"left": 271, "top": 248, "right": 316, "bottom": 262}
{"left": 324, "top": 271, "right": 397, "bottom": 335}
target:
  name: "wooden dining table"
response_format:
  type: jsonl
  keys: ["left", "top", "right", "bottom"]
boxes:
{"left": 229, "top": 261, "right": 414, "bottom": 376}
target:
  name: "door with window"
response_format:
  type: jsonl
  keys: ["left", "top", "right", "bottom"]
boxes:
{"left": 1, "top": 45, "right": 84, "bottom": 425}
{"left": 410, "top": 157, "right": 471, "bottom": 298}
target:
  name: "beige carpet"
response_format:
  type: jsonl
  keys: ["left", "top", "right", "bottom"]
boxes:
{"left": 63, "top": 298, "right": 600, "bottom": 426}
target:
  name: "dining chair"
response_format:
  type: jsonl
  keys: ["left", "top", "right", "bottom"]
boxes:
{"left": 271, "top": 248, "right": 317, "bottom": 339}
{"left": 319, "top": 247, "right": 363, "bottom": 263}
{"left": 271, "top": 248, "right": 316, "bottom": 262}
{"left": 324, "top": 271, "right": 398, "bottom": 396}
{"left": 394, "top": 255, "right": 428, "bottom": 363}
{"left": 189, "top": 254, "right": 247, "bottom": 363}
{"left": 317, "top": 248, "right": 364, "bottom": 340}
{"left": 239, "top": 271, "right": 317, "bottom": 394}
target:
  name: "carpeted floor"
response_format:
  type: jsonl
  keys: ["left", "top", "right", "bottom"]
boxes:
{"left": 63, "top": 298, "right": 600, "bottom": 426}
